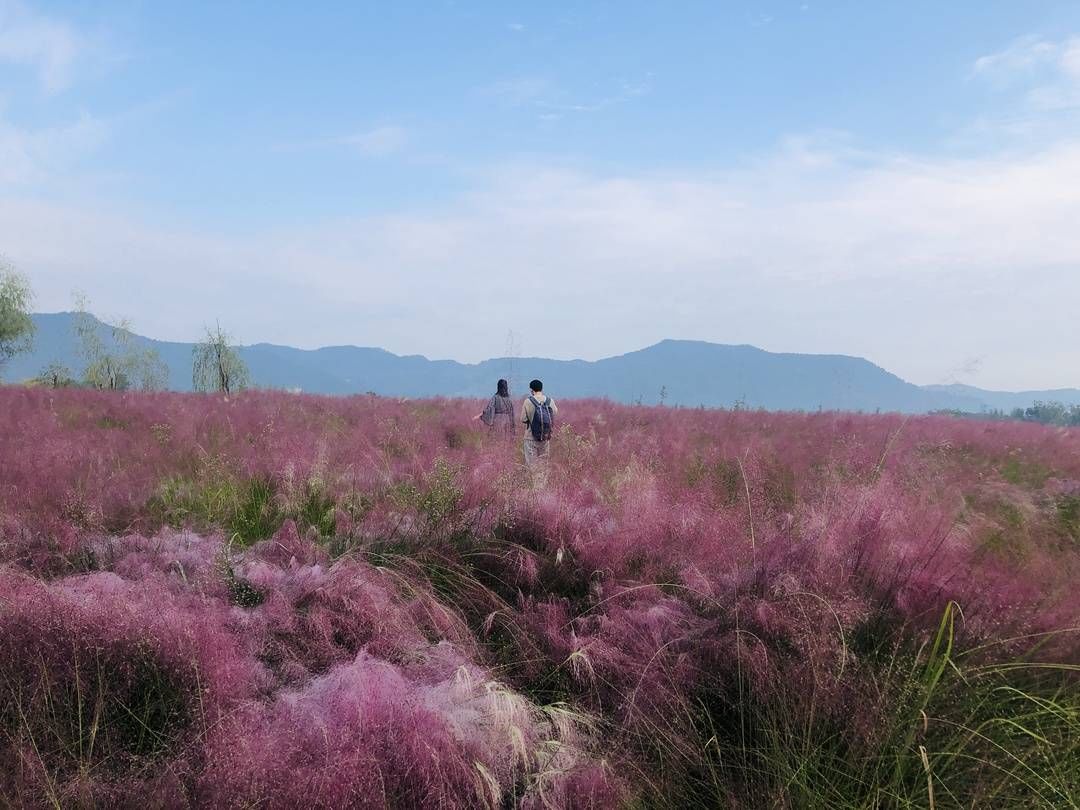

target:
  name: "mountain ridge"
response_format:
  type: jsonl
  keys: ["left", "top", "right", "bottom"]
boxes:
{"left": 3, "top": 313, "right": 1076, "bottom": 414}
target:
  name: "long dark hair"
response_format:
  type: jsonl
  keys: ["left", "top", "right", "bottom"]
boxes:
{"left": 496, "top": 379, "right": 509, "bottom": 397}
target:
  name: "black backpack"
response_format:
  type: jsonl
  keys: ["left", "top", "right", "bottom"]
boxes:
{"left": 528, "top": 396, "right": 554, "bottom": 442}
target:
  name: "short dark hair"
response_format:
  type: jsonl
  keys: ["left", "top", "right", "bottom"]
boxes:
{"left": 529, "top": 379, "right": 543, "bottom": 392}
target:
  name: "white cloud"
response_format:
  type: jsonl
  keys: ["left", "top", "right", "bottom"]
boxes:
{"left": 973, "top": 35, "right": 1061, "bottom": 78}
{"left": 4, "top": 134, "right": 1080, "bottom": 389}
{"left": 0, "top": 0, "right": 86, "bottom": 92}
{"left": 481, "top": 74, "right": 653, "bottom": 118}
{"left": 507, "top": 22, "right": 525, "bottom": 32}
{"left": 973, "top": 34, "right": 1080, "bottom": 110}
{"left": 338, "top": 125, "right": 408, "bottom": 157}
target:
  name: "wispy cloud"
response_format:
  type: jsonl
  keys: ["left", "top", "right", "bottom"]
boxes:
{"left": 274, "top": 124, "right": 409, "bottom": 158}
{"left": 0, "top": 0, "right": 88, "bottom": 92}
{"left": 0, "top": 110, "right": 108, "bottom": 184}
{"left": 973, "top": 35, "right": 1065, "bottom": 79}
{"left": 507, "top": 22, "right": 525, "bottom": 33}
{"left": 482, "top": 73, "right": 654, "bottom": 119}
{"left": 973, "top": 34, "right": 1080, "bottom": 110}
{"left": 337, "top": 125, "right": 408, "bottom": 157}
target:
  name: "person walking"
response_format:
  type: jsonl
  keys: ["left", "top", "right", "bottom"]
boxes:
{"left": 521, "top": 379, "right": 557, "bottom": 466}
{"left": 475, "top": 379, "right": 516, "bottom": 436}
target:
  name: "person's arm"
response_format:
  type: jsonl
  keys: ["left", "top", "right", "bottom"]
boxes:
{"left": 479, "top": 396, "right": 496, "bottom": 425}
{"left": 521, "top": 399, "right": 532, "bottom": 427}
{"left": 549, "top": 398, "right": 558, "bottom": 415}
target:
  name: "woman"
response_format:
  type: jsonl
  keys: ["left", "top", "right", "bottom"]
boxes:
{"left": 475, "top": 379, "right": 515, "bottom": 435}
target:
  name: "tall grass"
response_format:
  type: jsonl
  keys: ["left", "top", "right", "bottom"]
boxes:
{"left": 0, "top": 387, "right": 1077, "bottom": 807}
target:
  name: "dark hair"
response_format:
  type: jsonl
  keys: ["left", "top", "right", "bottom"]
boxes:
{"left": 529, "top": 379, "right": 543, "bottom": 392}
{"left": 496, "top": 379, "right": 509, "bottom": 397}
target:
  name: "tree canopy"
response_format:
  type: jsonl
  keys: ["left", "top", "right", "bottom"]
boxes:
{"left": 193, "top": 323, "right": 250, "bottom": 396}
{"left": 73, "top": 294, "right": 169, "bottom": 391}
{"left": 0, "top": 260, "right": 35, "bottom": 377}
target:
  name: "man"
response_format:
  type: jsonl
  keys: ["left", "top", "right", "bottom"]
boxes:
{"left": 521, "top": 378, "right": 557, "bottom": 467}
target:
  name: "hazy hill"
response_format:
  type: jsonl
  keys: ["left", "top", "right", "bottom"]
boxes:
{"left": 4, "top": 312, "right": 1076, "bottom": 413}
{"left": 922, "top": 383, "right": 1080, "bottom": 411}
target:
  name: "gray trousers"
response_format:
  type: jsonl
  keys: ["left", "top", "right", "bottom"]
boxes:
{"left": 522, "top": 437, "right": 551, "bottom": 466}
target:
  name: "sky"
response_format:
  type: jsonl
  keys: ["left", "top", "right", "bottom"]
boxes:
{"left": 2, "top": 0, "right": 1080, "bottom": 390}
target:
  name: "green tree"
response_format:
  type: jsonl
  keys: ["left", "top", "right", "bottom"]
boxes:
{"left": 0, "top": 259, "right": 34, "bottom": 378}
{"left": 73, "top": 293, "right": 169, "bottom": 391}
{"left": 36, "top": 361, "right": 75, "bottom": 388}
{"left": 192, "top": 322, "right": 250, "bottom": 395}
{"left": 1023, "top": 400, "right": 1070, "bottom": 426}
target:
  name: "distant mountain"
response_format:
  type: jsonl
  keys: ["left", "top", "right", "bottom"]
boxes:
{"left": 4, "top": 312, "right": 1076, "bottom": 414}
{"left": 922, "top": 384, "right": 1080, "bottom": 412}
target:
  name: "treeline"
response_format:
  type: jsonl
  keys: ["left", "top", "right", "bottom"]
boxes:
{"left": 0, "top": 260, "right": 248, "bottom": 396}
{"left": 1008, "top": 401, "right": 1080, "bottom": 426}
{"left": 934, "top": 401, "right": 1080, "bottom": 427}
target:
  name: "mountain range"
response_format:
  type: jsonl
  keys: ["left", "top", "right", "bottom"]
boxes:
{"left": 4, "top": 312, "right": 1077, "bottom": 414}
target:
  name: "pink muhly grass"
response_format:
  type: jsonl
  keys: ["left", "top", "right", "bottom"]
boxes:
{"left": 0, "top": 567, "right": 260, "bottom": 805}
{"left": 1, "top": 386, "right": 1078, "bottom": 806}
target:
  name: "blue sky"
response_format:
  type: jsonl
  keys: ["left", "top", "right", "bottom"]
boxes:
{"left": 2, "top": 1, "right": 1080, "bottom": 389}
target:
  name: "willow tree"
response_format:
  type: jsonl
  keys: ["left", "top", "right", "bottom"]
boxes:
{"left": 0, "top": 259, "right": 34, "bottom": 377}
{"left": 73, "top": 293, "right": 169, "bottom": 391}
{"left": 193, "top": 323, "right": 249, "bottom": 396}
{"left": 37, "top": 362, "right": 75, "bottom": 388}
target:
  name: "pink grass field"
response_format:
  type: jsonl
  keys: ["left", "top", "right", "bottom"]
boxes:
{"left": 1, "top": 387, "right": 1078, "bottom": 808}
